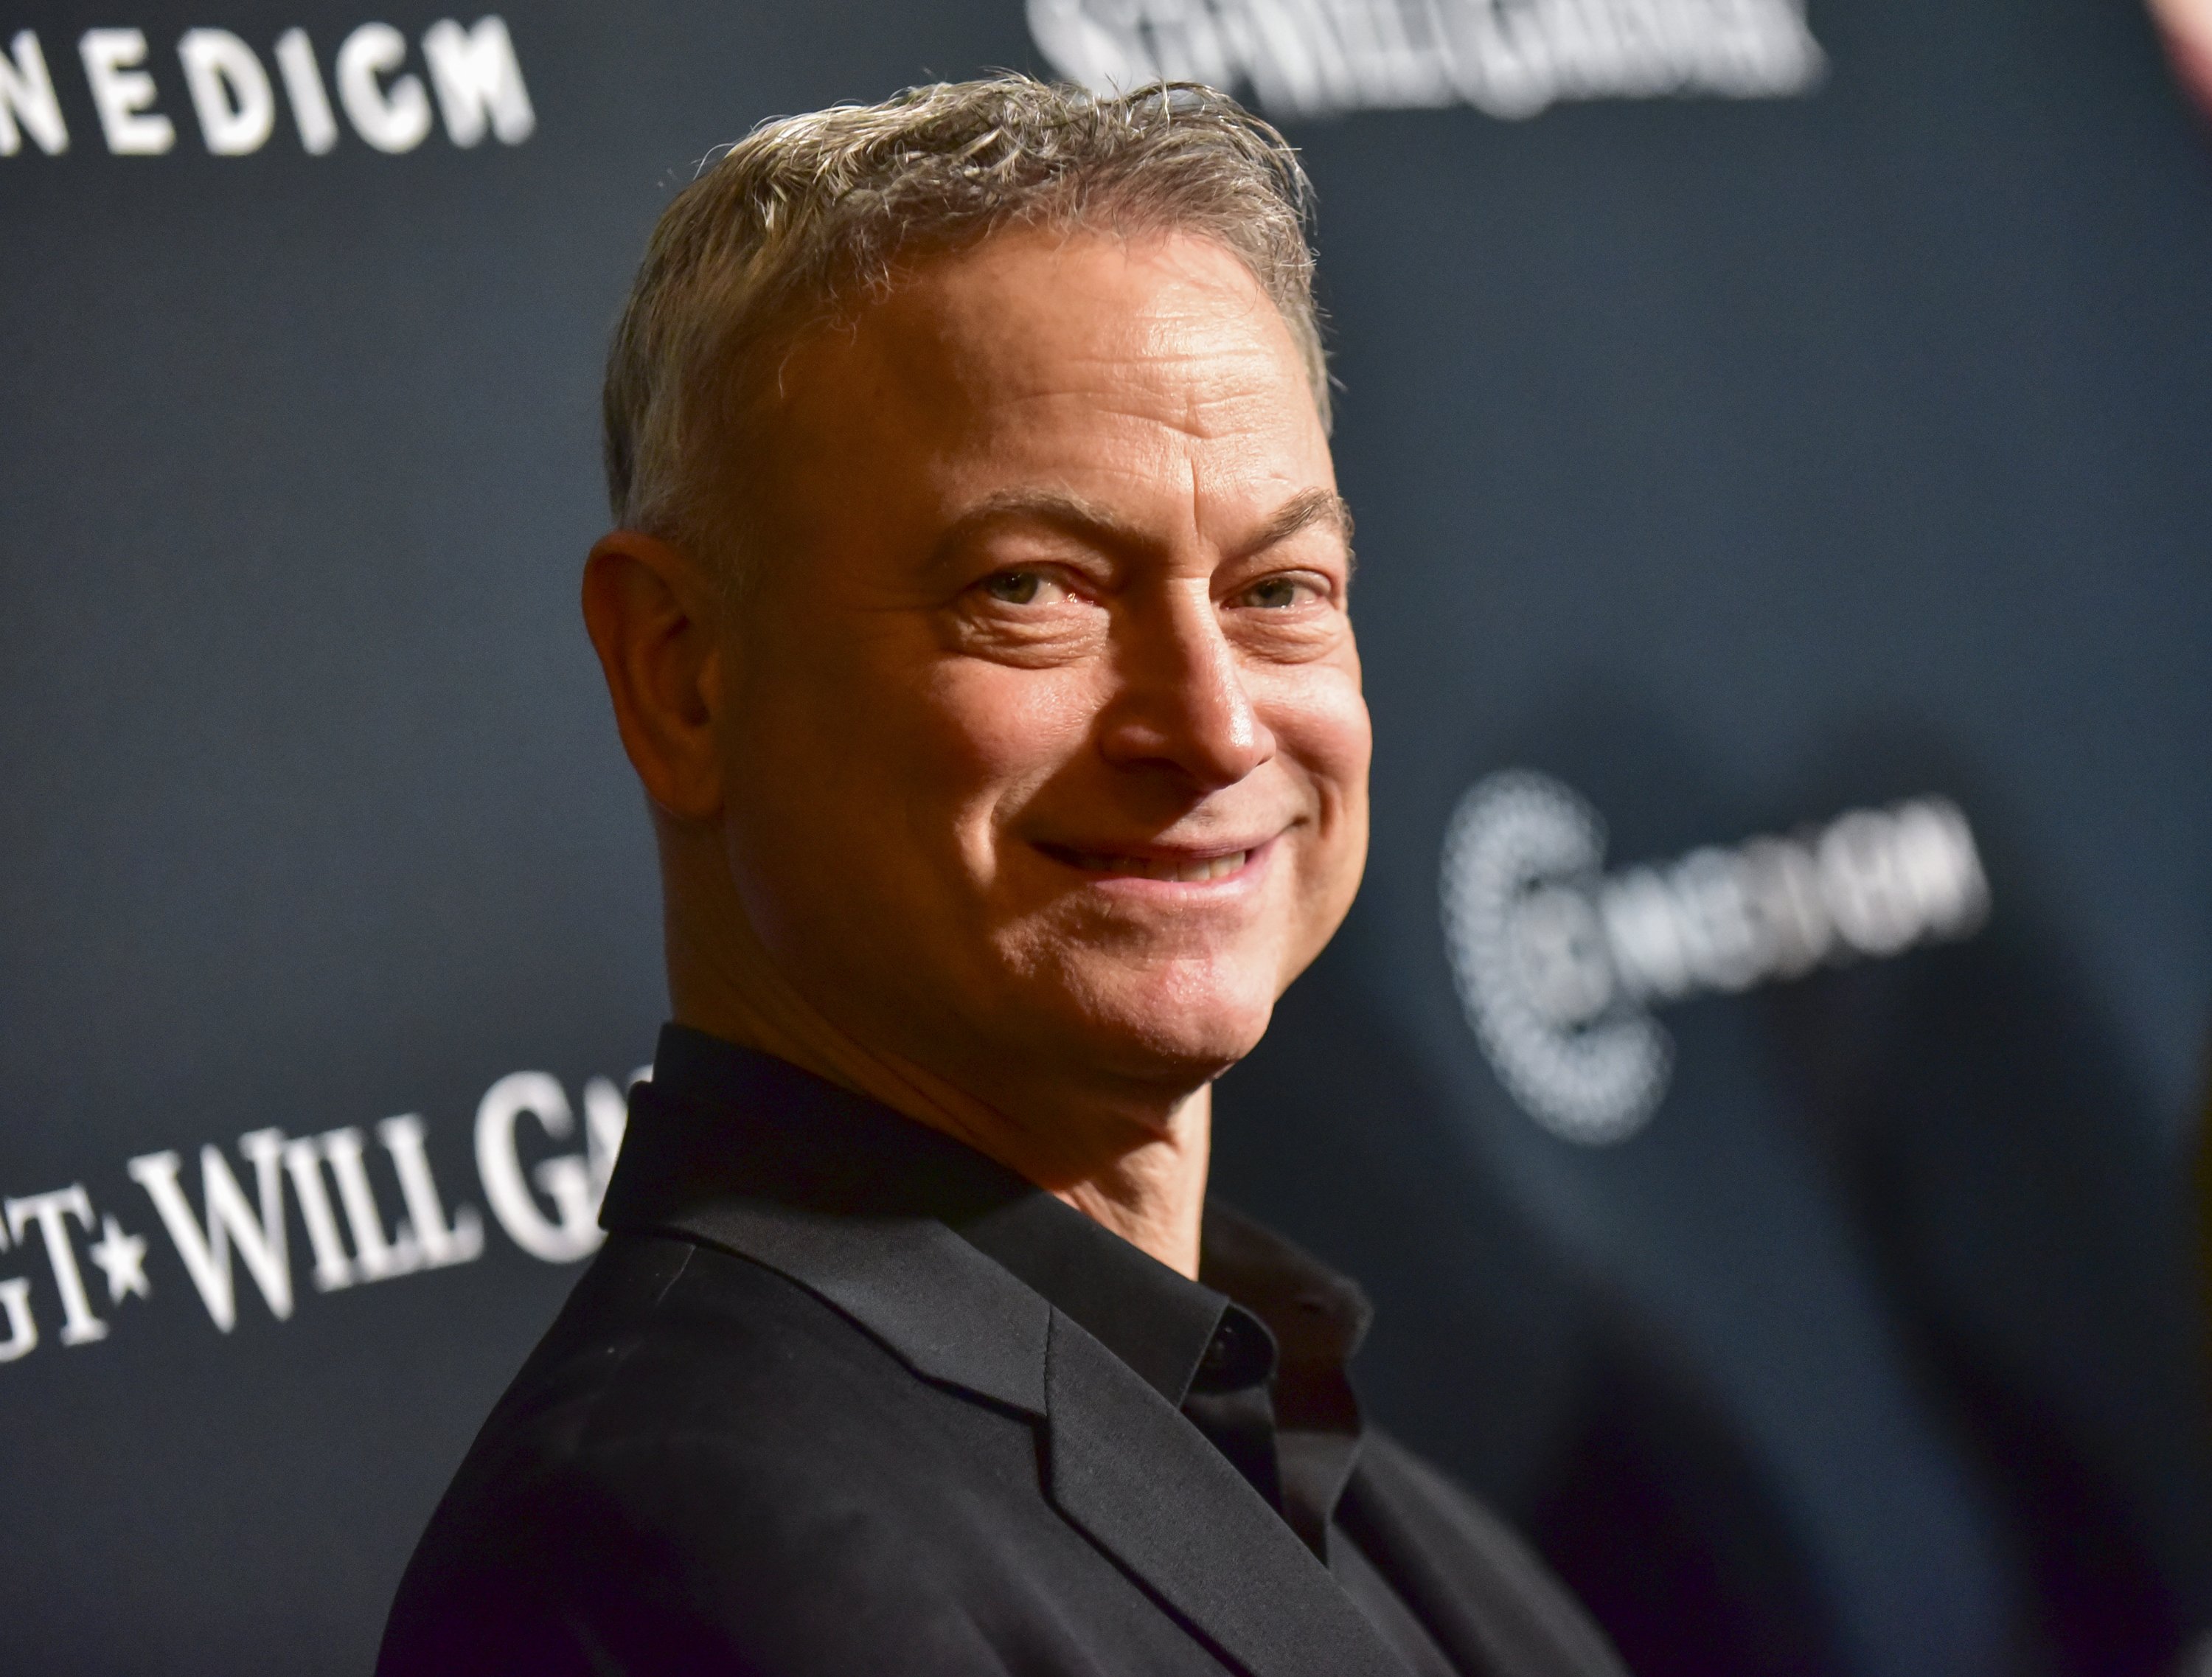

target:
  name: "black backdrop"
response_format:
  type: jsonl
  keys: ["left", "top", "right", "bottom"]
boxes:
{"left": 2, "top": 4, "right": 2207, "bottom": 1674}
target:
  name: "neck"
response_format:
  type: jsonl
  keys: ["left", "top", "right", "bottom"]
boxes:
{"left": 661, "top": 846, "right": 1213, "bottom": 1279}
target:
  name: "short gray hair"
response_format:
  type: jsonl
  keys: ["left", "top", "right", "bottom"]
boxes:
{"left": 602, "top": 74, "right": 1325, "bottom": 569}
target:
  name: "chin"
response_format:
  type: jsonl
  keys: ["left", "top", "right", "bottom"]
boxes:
{"left": 1062, "top": 962, "right": 1281, "bottom": 1085}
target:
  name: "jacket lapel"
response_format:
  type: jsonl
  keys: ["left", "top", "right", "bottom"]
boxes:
{"left": 653, "top": 1197, "right": 1048, "bottom": 1417}
{"left": 1041, "top": 1309, "right": 1408, "bottom": 1677}
{"left": 656, "top": 1195, "right": 1406, "bottom": 1677}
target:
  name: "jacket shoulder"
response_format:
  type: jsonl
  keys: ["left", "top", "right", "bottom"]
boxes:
{"left": 379, "top": 1232, "right": 1044, "bottom": 1677}
{"left": 481, "top": 1229, "right": 997, "bottom": 1459}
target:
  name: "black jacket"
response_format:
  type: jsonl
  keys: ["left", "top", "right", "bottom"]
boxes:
{"left": 380, "top": 1030, "right": 1627, "bottom": 1677}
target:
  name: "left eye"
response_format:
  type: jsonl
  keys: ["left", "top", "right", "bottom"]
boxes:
{"left": 1239, "top": 577, "right": 1307, "bottom": 609}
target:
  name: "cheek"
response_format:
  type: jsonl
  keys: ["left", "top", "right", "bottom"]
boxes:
{"left": 916, "top": 662, "right": 1102, "bottom": 841}
{"left": 1270, "top": 666, "right": 1373, "bottom": 830}
{"left": 1271, "top": 669, "right": 1371, "bottom": 933}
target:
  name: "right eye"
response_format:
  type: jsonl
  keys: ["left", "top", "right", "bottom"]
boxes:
{"left": 980, "top": 570, "right": 1046, "bottom": 605}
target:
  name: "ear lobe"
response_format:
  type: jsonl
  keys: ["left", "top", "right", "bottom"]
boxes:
{"left": 582, "top": 530, "right": 727, "bottom": 822}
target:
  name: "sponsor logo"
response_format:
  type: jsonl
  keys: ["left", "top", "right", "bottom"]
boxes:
{"left": 0, "top": 15, "right": 532, "bottom": 158}
{"left": 1027, "top": 0, "right": 1826, "bottom": 121}
{"left": 0, "top": 1063, "right": 637, "bottom": 1363}
{"left": 1439, "top": 770, "right": 1989, "bottom": 1143}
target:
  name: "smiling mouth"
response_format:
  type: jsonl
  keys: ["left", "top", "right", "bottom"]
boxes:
{"left": 1041, "top": 844, "right": 1258, "bottom": 883}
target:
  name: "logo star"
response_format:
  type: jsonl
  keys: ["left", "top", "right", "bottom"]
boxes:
{"left": 88, "top": 1215, "right": 149, "bottom": 1305}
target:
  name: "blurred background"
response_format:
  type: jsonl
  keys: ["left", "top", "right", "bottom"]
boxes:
{"left": 1, "top": 1, "right": 2207, "bottom": 1673}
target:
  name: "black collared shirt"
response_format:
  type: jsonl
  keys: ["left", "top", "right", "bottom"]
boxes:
{"left": 392, "top": 1024, "right": 1626, "bottom": 1677}
{"left": 632, "top": 1027, "right": 1463, "bottom": 1675}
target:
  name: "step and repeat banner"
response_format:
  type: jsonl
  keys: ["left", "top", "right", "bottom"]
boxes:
{"left": 2, "top": 3, "right": 2207, "bottom": 1674}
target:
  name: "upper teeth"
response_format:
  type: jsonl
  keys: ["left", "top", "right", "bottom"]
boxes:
{"left": 1068, "top": 850, "right": 1248, "bottom": 883}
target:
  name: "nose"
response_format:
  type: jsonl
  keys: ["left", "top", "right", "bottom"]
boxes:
{"left": 1096, "top": 583, "right": 1276, "bottom": 791}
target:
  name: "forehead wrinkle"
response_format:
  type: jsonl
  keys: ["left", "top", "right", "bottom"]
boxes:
{"left": 940, "top": 277, "right": 1301, "bottom": 434}
{"left": 970, "top": 333, "right": 1291, "bottom": 422}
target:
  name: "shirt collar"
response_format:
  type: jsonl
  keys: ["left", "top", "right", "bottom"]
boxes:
{"left": 606, "top": 1024, "right": 1253, "bottom": 1409}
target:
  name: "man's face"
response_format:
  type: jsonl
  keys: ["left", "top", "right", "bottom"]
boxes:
{"left": 716, "top": 227, "right": 1369, "bottom": 1108}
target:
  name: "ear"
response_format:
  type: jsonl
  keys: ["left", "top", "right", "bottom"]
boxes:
{"left": 582, "top": 530, "right": 727, "bottom": 822}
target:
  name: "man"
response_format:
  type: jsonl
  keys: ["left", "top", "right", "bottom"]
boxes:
{"left": 381, "top": 76, "right": 1626, "bottom": 1677}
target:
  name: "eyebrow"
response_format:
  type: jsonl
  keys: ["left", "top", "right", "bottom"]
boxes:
{"left": 1249, "top": 487, "right": 1355, "bottom": 563}
{"left": 933, "top": 485, "right": 1355, "bottom": 570}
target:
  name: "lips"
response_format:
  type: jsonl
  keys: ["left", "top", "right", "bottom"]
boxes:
{"left": 1052, "top": 847, "right": 1251, "bottom": 883}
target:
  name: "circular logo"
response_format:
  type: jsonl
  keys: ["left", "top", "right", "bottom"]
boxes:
{"left": 1439, "top": 772, "right": 1672, "bottom": 1145}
